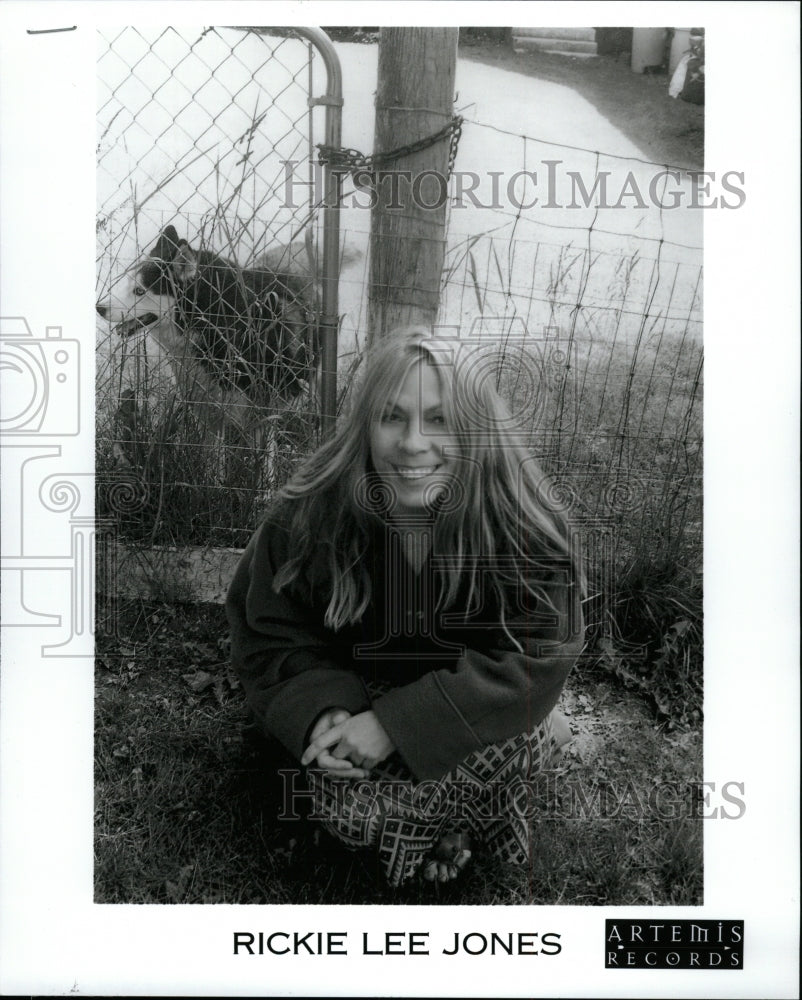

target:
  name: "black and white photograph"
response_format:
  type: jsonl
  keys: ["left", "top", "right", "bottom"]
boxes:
{"left": 91, "top": 21, "right": 708, "bottom": 905}
{"left": 0, "top": 2, "right": 798, "bottom": 997}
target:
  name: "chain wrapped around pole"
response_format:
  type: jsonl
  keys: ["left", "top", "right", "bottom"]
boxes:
{"left": 317, "top": 114, "right": 463, "bottom": 188}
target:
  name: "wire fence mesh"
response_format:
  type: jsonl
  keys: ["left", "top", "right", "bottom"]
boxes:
{"left": 96, "top": 26, "right": 332, "bottom": 547}
{"left": 332, "top": 112, "right": 703, "bottom": 701}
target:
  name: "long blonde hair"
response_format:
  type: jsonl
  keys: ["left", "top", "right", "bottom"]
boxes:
{"left": 272, "top": 328, "right": 582, "bottom": 638}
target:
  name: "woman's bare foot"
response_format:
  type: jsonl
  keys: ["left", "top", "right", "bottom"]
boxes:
{"left": 422, "top": 831, "right": 472, "bottom": 883}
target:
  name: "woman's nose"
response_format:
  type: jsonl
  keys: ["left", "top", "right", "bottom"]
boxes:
{"left": 399, "top": 421, "right": 429, "bottom": 453}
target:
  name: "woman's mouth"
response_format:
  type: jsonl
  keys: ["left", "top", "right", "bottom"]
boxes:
{"left": 391, "top": 464, "right": 440, "bottom": 481}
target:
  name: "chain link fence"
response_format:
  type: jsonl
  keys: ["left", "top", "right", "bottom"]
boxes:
{"left": 96, "top": 26, "right": 338, "bottom": 548}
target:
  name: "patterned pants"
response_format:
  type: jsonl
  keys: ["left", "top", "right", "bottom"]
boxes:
{"left": 308, "top": 709, "right": 568, "bottom": 887}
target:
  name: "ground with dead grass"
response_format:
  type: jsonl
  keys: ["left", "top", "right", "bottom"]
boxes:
{"left": 95, "top": 601, "right": 702, "bottom": 905}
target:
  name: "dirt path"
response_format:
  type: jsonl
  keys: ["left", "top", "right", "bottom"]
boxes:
{"left": 459, "top": 38, "right": 704, "bottom": 171}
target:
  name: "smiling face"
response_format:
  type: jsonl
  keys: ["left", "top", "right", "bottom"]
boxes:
{"left": 369, "top": 360, "right": 458, "bottom": 517}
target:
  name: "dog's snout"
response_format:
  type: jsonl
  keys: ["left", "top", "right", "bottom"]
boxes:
{"left": 96, "top": 303, "right": 108, "bottom": 318}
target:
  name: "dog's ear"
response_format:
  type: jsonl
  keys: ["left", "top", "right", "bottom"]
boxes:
{"left": 171, "top": 243, "right": 198, "bottom": 283}
{"left": 152, "top": 225, "right": 181, "bottom": 262}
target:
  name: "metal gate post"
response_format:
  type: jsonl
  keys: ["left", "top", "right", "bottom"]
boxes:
{"left": 291, "top": 27, "right": 343, "bottom": 440}
{"left": 241, "top": 26, "right": 343, "bottom": 438}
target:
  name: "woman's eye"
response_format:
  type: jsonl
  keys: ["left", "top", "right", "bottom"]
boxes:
{"left": 381, "top": 411, "right": 402, "bottom": 423}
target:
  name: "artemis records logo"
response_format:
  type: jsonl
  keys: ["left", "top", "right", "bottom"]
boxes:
{"left": 605, "top": 919, "right": 744, "bottom": 970}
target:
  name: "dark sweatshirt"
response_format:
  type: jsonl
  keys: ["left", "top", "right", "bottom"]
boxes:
{"left": 226, "top": 504, "right": 584, "bottom": 781}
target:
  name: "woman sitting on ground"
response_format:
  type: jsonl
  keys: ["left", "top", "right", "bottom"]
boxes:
{"left": 226, "top": 328, "right": 585, "bottom": 886}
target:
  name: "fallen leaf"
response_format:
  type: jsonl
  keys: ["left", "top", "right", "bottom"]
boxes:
{"left": 182, "top": 670, "right": 216, "bottom": 693}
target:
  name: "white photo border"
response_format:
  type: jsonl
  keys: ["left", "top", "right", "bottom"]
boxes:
{"left": 0, "top": 1, "right": 798, "bottom": 997}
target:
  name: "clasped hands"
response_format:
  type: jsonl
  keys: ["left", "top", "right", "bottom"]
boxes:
{"left": 300, "top": 708, "right": 394, "bottom": 779}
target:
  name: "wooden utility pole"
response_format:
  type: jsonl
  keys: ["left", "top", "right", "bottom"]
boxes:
{"left": 368, "top": 28, "right": 459, "bottom": 343}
